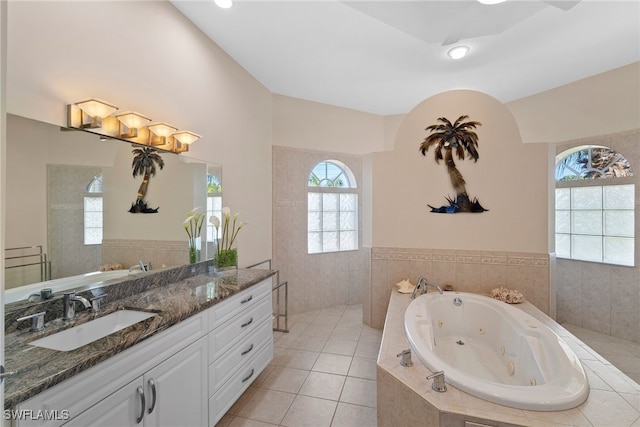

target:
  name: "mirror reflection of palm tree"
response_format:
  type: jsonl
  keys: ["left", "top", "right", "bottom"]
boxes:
{"left": 129, "top": 147, "right": 164, "bottom": 213}
{"left": 420, "top": 115, "right": 487, "bottom": 213}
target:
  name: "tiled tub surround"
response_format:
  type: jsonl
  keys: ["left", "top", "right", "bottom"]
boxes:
{"left": 4, "top": 263, "right": 275, "bottom": 409}
{"left": 367, "top": 247, "right": 553, "bottom": 329}
{"left": 101, "top": 238, "right": 194, "bottom": 271}
{"left": 378, "top": 291, "right": 640, "bottom": 427}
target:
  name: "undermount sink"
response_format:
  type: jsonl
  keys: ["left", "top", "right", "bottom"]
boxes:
{"left": 29, "top": 310, "right": 157, "bottom": 352}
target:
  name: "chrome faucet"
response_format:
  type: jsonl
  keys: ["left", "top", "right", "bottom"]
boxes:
{"left": 63, "top": 292, "right": 92, "bottom": 321}
{"left": 129, "top": 261, "right": 152, "bottom": 272}
{"left": 411, "top": 276, "right": 444, "bottom": 299}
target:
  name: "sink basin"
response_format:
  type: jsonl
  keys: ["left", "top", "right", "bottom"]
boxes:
{"left": 29, "top": 310, "right": 157, "bottom": 352}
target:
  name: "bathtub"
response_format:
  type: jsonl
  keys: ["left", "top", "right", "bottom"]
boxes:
{"left": 4, "top": 270, "right": 134, "bottom": 304}
{"left": 404, "top": 291, "right": 589, "bottom": 411}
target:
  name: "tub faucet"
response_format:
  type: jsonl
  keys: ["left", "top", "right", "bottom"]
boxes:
{"left": 63, "top": 292, "right": 91, "bottom": 321}
{"left": 411, "top": 277, "right": 443, "bottom": 299}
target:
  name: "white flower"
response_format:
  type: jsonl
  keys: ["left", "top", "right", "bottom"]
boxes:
{"left": 209, "top": 215, "right": 220, "bottom": 229}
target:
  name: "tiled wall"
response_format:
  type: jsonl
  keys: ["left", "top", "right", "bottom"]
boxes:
{"left": 272, "top": 146, "right": 366, "bottom": 314}
{"left": 48, "top": 165, "right": 102, "bottom": 279}
{"left": 366, "top": 247, "right": 553, "bottom": 329}
{"left": 102, "top": 239, "right": 190, "bottom": 271}
{"left": 555, "top": 130, "right": 640, "bottom": 344}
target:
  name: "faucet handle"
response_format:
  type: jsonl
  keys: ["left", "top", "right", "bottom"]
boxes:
{"left": 90, "top": 294, "right": 108, "bottom": 313}
{"left": 17, "top": 311, "right": 46, "bottom": 332}
{"left": 396, "top": 349, "right": 413, "bottom": 367}
{"left": 426, "top": 371, "right": 447, "bottom": 392}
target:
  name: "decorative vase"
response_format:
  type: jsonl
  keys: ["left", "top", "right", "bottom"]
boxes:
{"left": 216, "top": 247, "right": 237, "bottom": 269}
{"left": 189, "top": 237, "right": 202, "bottom": 264}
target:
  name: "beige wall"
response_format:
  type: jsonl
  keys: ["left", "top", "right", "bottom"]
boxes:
{"left": 273, "top": 94, "right": 386, "bottom": 155}
{"left": 372, "top": 90, "right": 549, "bottom": 252}
{"left": 6, "top": 1, "right": 273, "bottom": 267}
{"left": 507, "top": 62, "right": 640, "bottom": 144}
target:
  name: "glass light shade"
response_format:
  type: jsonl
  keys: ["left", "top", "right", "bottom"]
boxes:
{"left": 447, "top": 45, "right": 469, "bottom": 60}
{"left": 478, "top": 0, "right": 507, "bottom": 4}
{"left": 214, "top": 0, "right": 233, "bottom": 8}
{"left": 172, "top": 130, "right": 202, "bottom": 145}
{"left": 115, "top": 111, "right": 151, "bottom": 129}
{"left": 147, "top": 122, "right": 178, "bottom": 137}
{"left": 75, "top": 98, "right": 118, "bottom": 118}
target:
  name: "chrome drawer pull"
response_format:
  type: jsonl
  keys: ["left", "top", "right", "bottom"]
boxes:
{"left": 241, "top": 295, "right": 253, "bottom": 304}
{"left": 136, "top": 386, "right": 145, "bottom": 424}
{"left": 241, "top": 344, "right": 254, "bottom": 356}
{"left": 148, "top": 378, "right": 157, "bottom": 414}
{"left": 241, "top": 317, "right": 253, "bottom": 328}
{"left": 242, "top": 368, "right": 255, "bottom": 383}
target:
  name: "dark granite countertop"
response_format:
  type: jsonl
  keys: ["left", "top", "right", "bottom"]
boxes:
{"left": 4, "top": 265, "right": 275, "bottom": 409}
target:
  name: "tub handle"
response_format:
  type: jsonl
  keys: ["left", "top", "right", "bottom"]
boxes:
{"left": 426, "top": 371, "right": 447, "bottom": 392}
{"left": 396, "top": 349, "right": 413, "bottom": 367}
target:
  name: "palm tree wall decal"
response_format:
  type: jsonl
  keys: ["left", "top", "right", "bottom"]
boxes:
{"left": 129, "top": 147, "right": 165, "bottom": 214}
{"left": 420, "top": 115, "right": 487, "bottom": 213}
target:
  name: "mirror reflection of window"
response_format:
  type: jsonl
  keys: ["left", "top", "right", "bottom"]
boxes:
{"left": 207, "top": 174, "right": 222, "bottom": 242}
{"left": 84, "top": 174, "right": 103, "bottom": 245}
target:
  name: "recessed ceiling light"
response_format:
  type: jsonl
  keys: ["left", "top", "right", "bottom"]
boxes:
{"left": 214, "top": 0, "right": 233, "bottom": 9}
{"left": 447, "top": 45, "right": 469, "bottom": 60}
{"left": 478, "top": 0, "right": 508, "bottom": 4}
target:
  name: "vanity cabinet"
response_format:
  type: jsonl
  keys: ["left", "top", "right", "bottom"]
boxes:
{"left": 15, "top": 311, "right": 207, "bottom": 427}
{"left": 14, "top": 277, "right": 274, "bottom": 427}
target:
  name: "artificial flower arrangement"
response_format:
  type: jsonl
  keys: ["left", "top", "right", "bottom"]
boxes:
{"left": 184, "top": 208, "right": 206, "bottom": 264}
{"left": 210, "top": 207, "right": 244, "bottom": 268}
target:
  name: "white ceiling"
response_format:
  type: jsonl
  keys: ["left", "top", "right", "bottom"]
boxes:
{"left": 172, "top": 0, "right": 640, "bottom": 115}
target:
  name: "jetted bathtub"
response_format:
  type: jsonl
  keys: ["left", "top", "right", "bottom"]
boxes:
{"left": 404, "top": 291, "right": 589, "bottom": 411}
{"left": 4, "top": 270, "right": 133, "bottom": 304}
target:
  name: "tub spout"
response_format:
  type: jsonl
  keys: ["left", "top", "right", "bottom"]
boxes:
{"left": 427, "top": 371, "right": 447, "bottom": 392}
{"left": 411, "top": 276, "right": 443, "bottom": 299}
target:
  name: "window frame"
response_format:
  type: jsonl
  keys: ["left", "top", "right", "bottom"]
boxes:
{"left": 555, "top": 145, "right": 635, "bottom": 267}
{"left": 307, "top": 160, "right": 359, "bottom": 255}
{"left": 83, "top": 174, "right": 103, "bottom": 246}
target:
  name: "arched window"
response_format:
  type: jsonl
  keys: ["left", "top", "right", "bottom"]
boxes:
{"left": 555, "top": 145, "right": 634, "bottom": 266}
{"left": 308, "top": 160, "right": 358, "bottom": 254}
{"left": 84, "top": 174, "right": 103, "bottom": 245}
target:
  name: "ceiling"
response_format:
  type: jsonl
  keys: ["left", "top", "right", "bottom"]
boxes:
{"left": 172, "top": 0, "right": 640, "bottom": 115}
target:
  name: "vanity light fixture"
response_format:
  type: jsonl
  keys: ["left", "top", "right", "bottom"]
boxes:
{"left": 67, "top": 98, "right": 201, "bottom": 154}
{"left": 115, "top": 111, "right": 152, "bottom": 139}
{"left": 447, "top": 45, "right": 470, "bottom": 60}
{"left": 75, "top": 98, "right": 118, "bottom": 129}
{"left": 477, "top": 0, "right": 507, "bottom": 4}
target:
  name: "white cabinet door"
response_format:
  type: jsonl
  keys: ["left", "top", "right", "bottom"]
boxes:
{"left": 63, "top": 377, "right": 143, "bottom": 427}
{"left": 64, "top": 337, "right": 207, "bottom": 427}
{"left": 144, "top": 337, "right": 208, "bottom": 427}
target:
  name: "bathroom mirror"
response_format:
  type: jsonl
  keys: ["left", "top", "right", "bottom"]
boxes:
{"left": 4, "top": 114, "right": 221, "bottom": 306}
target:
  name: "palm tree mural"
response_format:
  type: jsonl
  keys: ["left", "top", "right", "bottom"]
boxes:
{"left": 129, "top": 147, "right": 164, "bottom": 213}
{"left": 419, "top": 115, "right": 487, "bottom": 213}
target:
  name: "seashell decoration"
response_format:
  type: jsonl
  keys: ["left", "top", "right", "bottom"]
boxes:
{"left": 490, "top": 286, "right": 524, "bottom": 304}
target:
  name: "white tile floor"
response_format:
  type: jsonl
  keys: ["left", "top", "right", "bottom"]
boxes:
{"left": 215, "top": 305, "right": 640, "bottom": 427}
{"left": 563, "top": 323, "right": 640, "bottom": 384}
{"left": 216, "top": 304, "right": 380, "bottom": 427}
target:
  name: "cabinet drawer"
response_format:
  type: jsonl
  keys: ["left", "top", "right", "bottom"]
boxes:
{"left": 209, "top": 295, "right": 271, "bottom": 362}
{"left": 209, "top": 341, "right": 273, "bottom": 426}
{"left": 208, "top": 317, "right": 272, "bottom": 396}
{"left": 208, "top": 279, "right": 271, "bottom": 330}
